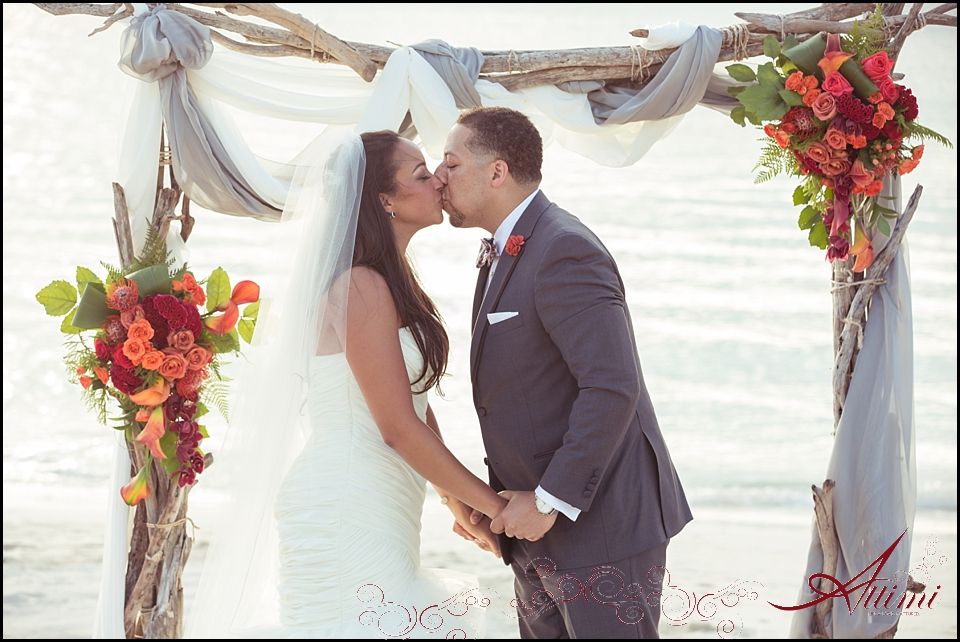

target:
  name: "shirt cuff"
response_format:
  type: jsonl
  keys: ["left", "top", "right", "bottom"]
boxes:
{"left": 535, "top": 485, "right": 581, "bottom": 522}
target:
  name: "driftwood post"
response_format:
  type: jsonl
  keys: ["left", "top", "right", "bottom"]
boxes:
{"left": 112, "top": 133, "right": 202, "bottom": 638}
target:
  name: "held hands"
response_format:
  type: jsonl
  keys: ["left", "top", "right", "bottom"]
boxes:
{"left": 485, "top": 490, "right": 558, "bottom": 542}
{"left": 447, "top": 499, "right": 502, "bottom": 558}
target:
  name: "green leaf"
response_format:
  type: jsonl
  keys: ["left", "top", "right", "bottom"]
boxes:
{"left": 159, "top": 430, "right": 180, "bottom": 471}
{"left": 726, "top": 63, "right": 756, "bottom": 82}
{"left": 793, "top": 186, "right": 811, "bottom": 206}
{"left": 798, "top": 206, "right": 820, "bottom": 230}
{"left": 781, "top": 60, "right": 798, "bottom": 74}
{"left": 727, "top": 85, "right": 747, "bottom": 98}
{"left": 60, "top": 308, "right": 82, "bottom": 334}
{"left": 198, "top": 425, "right": 209, "bottom": 439}
{"left": 762, "top": 35, "right": 781, "bottom": 59}
{"left": 76, "top": 267, "right": 102, "bottom": 295}
{"left": 808, "top": 220, "right": 829, "bottom": 249}
{"left": 238, "top": 318, "right": 256, "bottom": 344}
{"left": 745, "top": 110, "right": 763, "bottom": 126}
{"left": 227, "top": 328, "right": 241, "bottom": 352}
{"left": 206, "top": 267, "right": 231, "bottom": 313}
{"left": 779, "top": 88, "right": 805, "bottom": 107}
{"left": 195, "top": 402, "right": 209, "bottom": 420}
{"left": 877, "top": 217, "right": 891, "bottom": 236}
{"left": 242, "top": 300, "right": 259, "bottom": 320}
{"left": 737, "top": 63, "right": 789, "bottom": 121}
{"left": 206, "top": 329, "right": 239, "bottom": 354}
{"left": 730, "top": 105, "right": 747, "bottom": 127}
{"left": 783, "top": 34, "right": 800, "bottom": 52}
{"left": 36, "top": 280, "right": 78, "bottom": 316}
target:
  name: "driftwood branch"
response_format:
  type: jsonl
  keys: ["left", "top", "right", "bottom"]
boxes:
{"left": 832, "top": 186, "right": 923, "bottom": 416}
{"left": 34, "top": 3, "right": 956, "bottom": 91}
{"left": 811, "top": 480, "right": 838, "bottom": 638}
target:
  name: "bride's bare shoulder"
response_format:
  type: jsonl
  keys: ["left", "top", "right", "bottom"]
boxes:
{"left": 347, "top": 266, "right": 397, "bottom": 321}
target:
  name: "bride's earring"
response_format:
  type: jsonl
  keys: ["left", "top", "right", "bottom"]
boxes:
{"left": 387, "top": 211, "right": 397, "bottom": 219}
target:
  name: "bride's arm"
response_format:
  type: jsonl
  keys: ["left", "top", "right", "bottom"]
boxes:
{"left": 345, "top": 267, "right": 506, "bottom": 520}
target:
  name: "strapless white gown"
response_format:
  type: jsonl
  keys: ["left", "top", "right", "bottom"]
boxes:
{"left": 271, "top": 327, "right": 487, "bottom": 638}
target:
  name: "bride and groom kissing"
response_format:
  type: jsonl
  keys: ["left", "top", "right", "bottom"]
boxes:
{"left": 193, "top": 106, "right": 692, "bottom": 639}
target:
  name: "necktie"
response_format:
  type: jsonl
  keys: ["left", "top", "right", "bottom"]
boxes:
{"left": 476, "top": 237, "right": 498, "bottom": 269}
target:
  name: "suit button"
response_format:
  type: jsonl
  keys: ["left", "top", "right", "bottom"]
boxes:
{"left": 583, "top": 490, "right": 591, "bottom": 497}
{"left": 590, "top": 476, "right": 599, "bottom": 483}
{"left": 478, "top": 407, "right": 487, "bottom": 417}
{"left": 586, "top": 482, "right": 596, "bottom": 491}
{"left": 483, "top": 457, "right": 490, "bottom": 466}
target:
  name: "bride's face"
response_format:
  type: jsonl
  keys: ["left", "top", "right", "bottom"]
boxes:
{"left": 381, "top": 140, "right": 444, "bottom": 228}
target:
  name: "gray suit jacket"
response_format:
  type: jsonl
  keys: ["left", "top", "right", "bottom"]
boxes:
{"left": 471, "top": 191, "right": 693, "bottom": 570}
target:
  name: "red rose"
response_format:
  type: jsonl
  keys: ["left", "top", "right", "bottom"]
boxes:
{"left": 822, "top": 72, "right": 854, "bottom": 98}
{"left": 878, "top": 78, "right": 900, "bottom": 104}
{"left": 504, "top": 234, "right": 526, "bottom": 257}
{"left": 861, "top": 51, "right": 894, "bottom": 82}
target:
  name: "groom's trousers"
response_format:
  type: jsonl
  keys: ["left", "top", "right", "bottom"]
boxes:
{"left": 511, "top": 540, "right": 669, "bottom": 639}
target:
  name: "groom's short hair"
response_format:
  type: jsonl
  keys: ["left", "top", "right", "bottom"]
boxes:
{"left": 457, "top": 107, "right": 542, "bottom": 185}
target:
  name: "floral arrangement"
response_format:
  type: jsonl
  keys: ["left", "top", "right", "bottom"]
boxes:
{"left": 727, "top": 14, "right": 951, "bottom": 270}
{"left": 35, "top": 231, "right": 260, "bottom": 505}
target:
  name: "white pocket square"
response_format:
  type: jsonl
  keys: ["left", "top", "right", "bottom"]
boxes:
{"left": 487, "top": 311, "right": 519, "bottom": 325}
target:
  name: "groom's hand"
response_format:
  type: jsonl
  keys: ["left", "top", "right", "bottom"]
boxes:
{"left": 489, "top": 490, "right": 558, "bottom": 542}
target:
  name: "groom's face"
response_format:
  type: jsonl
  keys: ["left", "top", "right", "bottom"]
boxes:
{"left": 437, "top": 124, "right": 493, "bottom": 229}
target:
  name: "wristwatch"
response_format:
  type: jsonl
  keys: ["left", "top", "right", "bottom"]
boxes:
{"left": 534, "top": 495, "right": 558, "bottom": 516}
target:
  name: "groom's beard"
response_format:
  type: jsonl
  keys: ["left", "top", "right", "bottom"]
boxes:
{"left": 442, "top": 201, "right": 466, "bottom": 227}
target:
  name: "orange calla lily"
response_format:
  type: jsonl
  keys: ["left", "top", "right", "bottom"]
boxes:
{"left": 204, "top": 301, "right": 240, "bottom": 335}
{"left": 817, "top": 33, "right": 852, "bottom": 76}
{"left": 120, "top": 464, "right": 151, "bottom": 506}
{"left": 135, "top": 406, "right": 167, "bottom": 460}
{"left": 230, "top": 280, "right": 260, "bottom": 306}
{"left": 129, "top": 378, "right": 171, "bottom": 407}
{"left": 851, "top": 221, "right": 876, "bottom": 273}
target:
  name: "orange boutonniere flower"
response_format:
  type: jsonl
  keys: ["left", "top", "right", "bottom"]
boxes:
{"left": 505, "top": 234, "right": 526, "bottom": 257}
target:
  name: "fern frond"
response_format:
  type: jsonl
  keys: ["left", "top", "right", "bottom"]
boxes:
{"left": 200, "top": 381, "right": 231, "bottom": 422}
{"left": 904, "top": 122, "right": 954, "bottom": 148}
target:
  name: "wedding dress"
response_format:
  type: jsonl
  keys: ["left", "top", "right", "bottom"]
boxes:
{"left": 266, "top": 327, "right": 486, "bottom": 638}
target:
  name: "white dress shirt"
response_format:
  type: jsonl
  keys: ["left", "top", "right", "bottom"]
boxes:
{"left": 480, "top": 188, "right": 581, "bottom": 522}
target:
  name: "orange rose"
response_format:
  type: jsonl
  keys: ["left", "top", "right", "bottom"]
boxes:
{"left": 127, "top": 319, "right": 155, "bottom": 343}
{"left": 802, "top": 88, "right": 821, "bottom": 107}
{"left": 122, "top": 338, "right": 148, "bottom": 366}
{"left": 185, "top": 346, "right": 212, "bottom": 371}
{"left": 94, "top": 366, "right": 109, "bottom": 385}
{"left": 159, "top": 352, "right": 188, "bottom": 381}
{"left": 824, "top": 127, "right": 847, "bottom": 151}
{"left": 168, "top": 329, "right": 196, "bottom": 353}
{"left": 120, "top": 305, "right": 145, "bottom": 329}
{"left": 141, "top": 350, "right": 165, "bottom": 371}
{"left": 785, "top": 71, "right": 805, "bottom": 92}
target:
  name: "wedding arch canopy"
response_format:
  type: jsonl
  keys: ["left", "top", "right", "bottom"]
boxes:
{"left": 35, "top": 2, "right": 956, "bottom": 639}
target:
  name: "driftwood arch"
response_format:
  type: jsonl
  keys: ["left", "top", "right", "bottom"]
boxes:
{"left": 34, "top": 2, "right": 957, "bottom": 639}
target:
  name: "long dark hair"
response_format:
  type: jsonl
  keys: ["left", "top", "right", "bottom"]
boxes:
{"left": 356, "top": 131, "right": 448, "bottom": 392}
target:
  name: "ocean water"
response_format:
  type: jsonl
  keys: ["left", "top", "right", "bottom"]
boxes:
{"left": 3, "top": 4, "right": 955, "bottom": 638}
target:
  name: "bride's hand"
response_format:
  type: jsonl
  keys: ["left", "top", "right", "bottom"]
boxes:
{"left": 448, "top": 500, "right": 501, "bottom": 558}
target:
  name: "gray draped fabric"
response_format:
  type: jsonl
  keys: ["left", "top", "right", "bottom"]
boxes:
{"left": 118, "top": 6, "right": 282, "bottom": 221}
{"left": 411, "top": 39, "right": 484, "bottom": 109}
{"left": 587, "top": 26, "right": 740, "bottom": 124}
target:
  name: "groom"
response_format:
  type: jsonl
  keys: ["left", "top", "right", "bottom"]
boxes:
{"left": 436, "top": 107, "right": 693, "bottom": 638}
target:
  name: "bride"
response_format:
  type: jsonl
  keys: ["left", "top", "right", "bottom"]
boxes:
{"left": 185, "top": 129, "right": 504, "bottom": 638}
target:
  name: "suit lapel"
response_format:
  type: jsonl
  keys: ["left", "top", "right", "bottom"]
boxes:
{"left": 471, "top": 263, "right": 490, "bottom": 329}
{"left": 470, "top": 191, "right": 552, "bottom": 381}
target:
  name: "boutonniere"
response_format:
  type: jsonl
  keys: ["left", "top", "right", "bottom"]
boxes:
{"left": 505, "top": 234, "right": 526, "bottom": 257}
